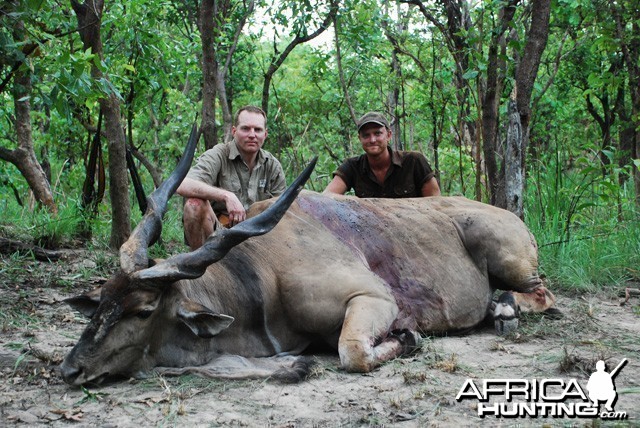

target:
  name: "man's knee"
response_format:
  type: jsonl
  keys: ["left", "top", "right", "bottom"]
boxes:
{"left": 184, "top": 197, "right": 209, "bottom": 217}
{"left": 182, "top": 198, "right": 216, "bottom": 250}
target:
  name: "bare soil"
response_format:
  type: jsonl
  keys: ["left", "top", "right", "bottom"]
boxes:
{"left": 1, "top": 250, "right": 639, "bottom": 427}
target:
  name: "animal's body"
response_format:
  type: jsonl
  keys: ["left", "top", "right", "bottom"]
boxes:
{"left": 59, "top": 135, "right": 555, "bottom": 385}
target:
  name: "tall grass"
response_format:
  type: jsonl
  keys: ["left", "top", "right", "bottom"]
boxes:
{"left": 525, "top": 157, "right": 640, "bottom": 292}
{"left": 0, "top": 192, "right": 188, "bottom": 256}
{"left": 0, "top": 196, "right": 84, "bottom": 246}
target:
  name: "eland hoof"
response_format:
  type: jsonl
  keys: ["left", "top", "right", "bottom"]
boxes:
{"left": 493, "top": 291, "right": 520, "bottom": 335}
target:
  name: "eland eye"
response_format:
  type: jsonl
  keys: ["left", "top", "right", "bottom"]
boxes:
{"left": 136, "top": 310, "right": 153, "bottom": 319}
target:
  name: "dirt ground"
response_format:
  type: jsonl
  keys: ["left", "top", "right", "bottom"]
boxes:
{"left": 0, "top": 249, "right": 639, "bottom": 427}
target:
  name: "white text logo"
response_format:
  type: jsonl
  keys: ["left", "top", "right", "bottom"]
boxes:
{"left": 456, "top": 359, "right": 628, "bottom": 420}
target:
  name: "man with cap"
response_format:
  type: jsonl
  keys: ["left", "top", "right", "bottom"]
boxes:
{"left": 324, "top": 111, "right": 441, "bottom": 198}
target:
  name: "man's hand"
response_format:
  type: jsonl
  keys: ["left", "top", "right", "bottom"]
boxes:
{"left": 224, "top": 191, "right": 246, "bottom": 226}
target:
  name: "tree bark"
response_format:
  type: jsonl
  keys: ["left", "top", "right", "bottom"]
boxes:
{"left": 404, "top": 0, "right": 549, "bottom": 211}
{"left": 71, "top": 0, "right": 131, "bottom": 249}
{"left": 585, "top": 88, "right": 615, "bottom": 175}
{"left": 333, "top": 15, "right": 358, "bottom": 125}
{"left": 481, "top": 0, "right": 517, "bottom": 208}
{"left": 79, "top": 111, "right": 105, "bottom": 239}
{"left": 510, "top": 0, "right": 551, "bottom": 214}
{"left": 331, "top": 17, "right": 357, "bottom": 156}
{"left": 505, "top": 97, "right": 523, "bottom": 217}
{"left": 130, "top": 145, "right": 162, "bottom": 188}
{"left": 387, "top": 48, "right": 403, "bottom": 151}
{"left": 480, "top": 0, "right": 550, "bottom": 211}
{"left": 515, "top": 0, "right": 551, "bottom": 139}
{"left": 383, "top": 1, "right": 405, "bottom": 151}
{"left": 198, "top": 0, "right": 218, "bottom": 150}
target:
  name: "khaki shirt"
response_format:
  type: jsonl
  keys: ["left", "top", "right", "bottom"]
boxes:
{"left": 186, "top": 141, "right": 286, "bottom": 214}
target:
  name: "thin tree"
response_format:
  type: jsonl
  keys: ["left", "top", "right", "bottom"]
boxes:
{"left": 0, "top": 2, "right": 57, "bottom": 214}
{"left": 198, "top": 0, "right": 255, "bottom": 149}
{"left": 511, "top": 0, "right": 551, "bottom": 217}
{"left": 400, "top": 0, "right": 480, "bottom": 198}
{"left": 610, "top": 0, "right": 640, "bottom": 205}
{"left": 71, "top": 0, "right": 131, "bottom": 248}
{"left": 260, "top": 0, "right": 338, "bottom": 119}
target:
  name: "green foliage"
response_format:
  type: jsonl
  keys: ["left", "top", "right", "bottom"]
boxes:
{"left": 77, "top": 386, "right": 108, "bottom": 404}
{"left": 437, "top": 145, "right": 476, "bottom": 197}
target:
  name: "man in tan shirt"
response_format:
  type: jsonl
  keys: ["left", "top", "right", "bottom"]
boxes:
{"left": 177, "top": 106, "right": 286, "bottom": 249}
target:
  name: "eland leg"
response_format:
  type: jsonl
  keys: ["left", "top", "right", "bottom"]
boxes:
{"left": 338, "top": 295, "right": 419, "bottom": 373}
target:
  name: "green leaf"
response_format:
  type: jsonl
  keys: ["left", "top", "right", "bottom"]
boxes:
{"left": 462, "top": 70, "right": 479, "bottom": 80}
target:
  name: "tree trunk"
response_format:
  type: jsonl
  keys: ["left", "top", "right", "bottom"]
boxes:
{"left": 71, "top": 0, "right": 131, "bottom": 249}
{"left": 79, "top": 111, "right": 105, "bottom": 239}
{"left": 217, "top": 68, "right": 233, "bottom": 143}
{"left": 585, "top": 91, "right": 615, "bottom": 176}
{"left": 333, "top": 14, "right": 358, "bottom": 125}
{"left": 514, "top": 0, "right": 551, "bottom": 204}
{"left": 198, "top": 0, "right": 254, "bottom": 146}
{"left": 386, "top": 1, "right": 406, "bottom": 151}
{"left": 0, "top": 8, "right": 57, "bottom": 214}
{"left": 388, "top": 47, "right": 402, "bottom": 151}
{"left": 481, "top": 0, "right": 516, "bottom": 208}
{"left": 484, "top": 0, "right": 550, "bottom": 212}
{"left": 440, "top": 0, "right": 479, "bottom": 198}
{"left": 505, "top": 97, "right": 523, "bottom": 218}
{"left": 406, "top": 0, "right": 549, "bottom": 210}
{"left": 481, "top": 37, "right": 505, "bottom": 207}
{"left": 199, "top": 0, "right": 218, "bottom": 150}
{"left": 130, "top": 145, "right": 162, "bottom": 188}
{"left": 516, "top": 0, "right": 551, "bottom": 138}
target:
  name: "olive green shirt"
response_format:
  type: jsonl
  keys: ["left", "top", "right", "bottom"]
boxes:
{"left": 333, "top": 147, "right": 434, "bottom": 198}
{"left": 186, "top": 141, "right": 286, "bottom": 215}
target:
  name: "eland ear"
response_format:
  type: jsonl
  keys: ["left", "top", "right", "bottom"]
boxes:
{"left": 177, "top": 300, "right": 234, "bottom": 338}
{"left": 64, "top": 286, "right": 102, "bottom": 318}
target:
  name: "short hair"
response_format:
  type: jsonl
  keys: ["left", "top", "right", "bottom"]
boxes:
{"left": 234, "top": 105, "right": 267, "bottom": 126}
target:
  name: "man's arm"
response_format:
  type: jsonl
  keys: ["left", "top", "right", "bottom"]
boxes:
{"left": 421, "top": 177, "right": 441, "bottom": 196}
{"left": 177, "top": 177, "right": 247, "bottom": 225}
{"left": 323, "top": 176, "right": 349, "bottom": 195}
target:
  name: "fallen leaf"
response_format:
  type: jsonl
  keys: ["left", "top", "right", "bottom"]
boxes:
{"left": 51, "top": 408, "right": 84, "bottom": 421}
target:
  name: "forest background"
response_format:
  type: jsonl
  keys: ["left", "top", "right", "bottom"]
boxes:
{"left": 0, "top": 0, "right": 639, "bottom": 292}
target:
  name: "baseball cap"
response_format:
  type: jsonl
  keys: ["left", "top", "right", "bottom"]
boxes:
{"left": 357, "top": 112, "right": 390, "bottom": 131}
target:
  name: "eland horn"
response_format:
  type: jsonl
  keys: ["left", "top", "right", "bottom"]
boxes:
{"left": 120, "top": 122, "right": 200, "bottom": 274}
{"left": 132, "top": 156, "right": 318, "bottom": 283}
